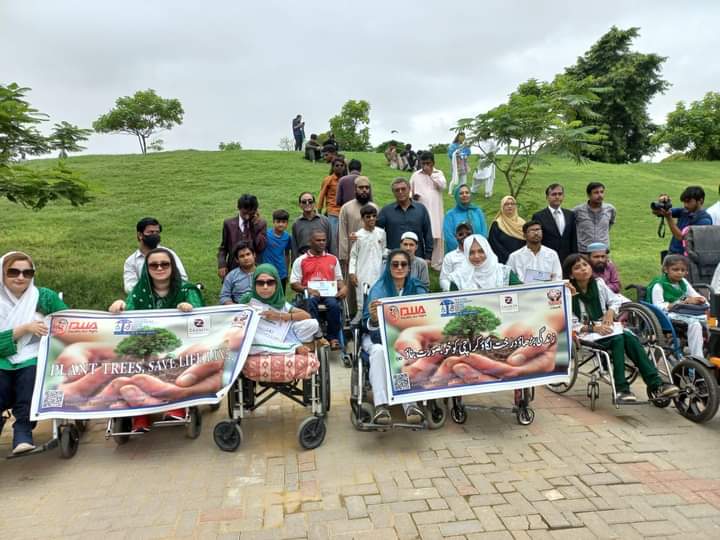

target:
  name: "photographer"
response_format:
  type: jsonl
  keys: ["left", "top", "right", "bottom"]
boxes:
{"left": 652, "top": 186, "right": 712, "bottom": 256}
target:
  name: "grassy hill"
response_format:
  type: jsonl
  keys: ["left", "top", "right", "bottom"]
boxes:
{"left": 2, "top": 149, "right": 719, "bottom": 309}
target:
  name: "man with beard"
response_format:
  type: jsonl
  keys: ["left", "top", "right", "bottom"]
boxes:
{"left": 123, "top": 217, "right": 188, "bottom": 293}
{"left": 587, "top": 242, "right": 622, "bottom": 293}
{"left": 335, "top": 159, "right": 366, "bottom": 207}
{"left": 338, "top": 176, "right": 378, "bottom": 317}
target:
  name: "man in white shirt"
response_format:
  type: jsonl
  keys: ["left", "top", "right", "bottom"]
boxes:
{"left": 507, "top": 220, "right": 562, "bottom": 283}
{"left": 123, "top": 217, "right": 188, "bottom": 293}
{"left": 440, "top": 222, "right": 472, "bottom": 291}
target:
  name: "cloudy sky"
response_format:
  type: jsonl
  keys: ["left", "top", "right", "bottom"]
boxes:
{"left": 2, "top": 0, "right": 718, "bottom": 156}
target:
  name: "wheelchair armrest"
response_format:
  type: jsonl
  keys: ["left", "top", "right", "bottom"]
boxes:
{"left": 624, "top": 283, "right": 647, "bottom": 302}
{"left": 693, "top": 282, "right": 713, "bottom": 301}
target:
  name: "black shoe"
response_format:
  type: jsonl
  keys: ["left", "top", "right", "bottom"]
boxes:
{"left": 651, "top": 383, "right": 680, "bottom": 399}
{"left": 616, "top": 391, "right": 638, "bottom": 404}
{"left": 372, "top": 405, "right": 392, "bottom": 425}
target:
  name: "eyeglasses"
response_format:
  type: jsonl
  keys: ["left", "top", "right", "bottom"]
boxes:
{"left": 300, "top": 199, "right": 314, "bottom": 205}
{"left": 256, "top": 278, "right": 276, "bottom": 287}
{"left": 148, "top": 261, "right": 171, "bottom": 270}
{"left": 390, "top": 261, "right": 409, "bottom": 268}
{"left": 6, "top": 268, "right": 35, "bottom": 278}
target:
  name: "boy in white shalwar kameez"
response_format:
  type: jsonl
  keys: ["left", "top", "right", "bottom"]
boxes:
{"left": 348, "top": 205, "right": 387, "bottom": 324}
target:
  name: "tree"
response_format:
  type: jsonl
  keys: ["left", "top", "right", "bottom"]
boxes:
{"left": 219, "top": 141, "right": 242, "bottom": 151}
{"left": 442, "top": 307, "right": 501, "bottom": 342}
{"left": 328, "top": 99, "right": 371, "bottom": 151}
{"left": 115, "top": 328, "right": 181, "bottom": 360}
{"left": 0, "top": 83, "right": 91, "bottom": 209}
{"left": 50, "top": 121, "right": 92, "bottom": 159}
{"left": 455, "top": 77, "right": 603, "bottom": 199}
{"left": 278, "top": 137, "right": 293, "bottom": 151}
{"left": 654, "top": 92, "right": 720, "bottom": 160}
{"left": 93, "top": 89, "right": 184, "bottom": 154}
{"left": 564, "top": 26, "right": 669, "bottom": 163}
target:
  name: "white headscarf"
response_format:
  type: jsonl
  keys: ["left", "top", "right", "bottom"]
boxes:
{"left": 0, "top": 252, "right": 41, "bottom": 364}
{"left": 449, "top": 234, "right": 509, "bottom": 290}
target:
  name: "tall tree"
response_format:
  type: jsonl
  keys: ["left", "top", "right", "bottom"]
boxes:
{"left": 93, "top": 89, "right": 184, "bottom": 154}
{"left": 0, "top": 83, "right": 91, "bottom": 209}
{"left": 50, "top": 121, "right": 92, "bottom": 159}
{"left": 455, "top": 76, "right": 603, "bottom": 199}
{"left": 654, "top": 92, "right": 720, "bottom": 160}
{"left": 564, "top": 26, "right": 669, "bottom": 163}
{"left": 328, "top": 100, "right": 371, "bottom": 151}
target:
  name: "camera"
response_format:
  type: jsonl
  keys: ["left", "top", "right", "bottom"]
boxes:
{"left": 650, "top": 198, "right": 672, "bottom": 212}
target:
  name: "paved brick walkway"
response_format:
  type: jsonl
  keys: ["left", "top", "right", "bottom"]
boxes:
{"left": 2, "top": 361, "right": 720, "bottom": 539}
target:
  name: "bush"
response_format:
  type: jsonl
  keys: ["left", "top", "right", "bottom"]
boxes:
{"left": 428, "top": 143, "right": 449, "bottom": 155}
{"left": 219, "top": 141, "right": 242, "bottom": 151}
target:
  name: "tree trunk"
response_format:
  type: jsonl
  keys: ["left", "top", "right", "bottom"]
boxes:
{"left": 138, "top": 134, "right": 147, "bottom": 155}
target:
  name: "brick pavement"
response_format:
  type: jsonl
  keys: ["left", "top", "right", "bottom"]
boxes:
{"left": 2, "top": 361, "right": 720, "bottom": 539}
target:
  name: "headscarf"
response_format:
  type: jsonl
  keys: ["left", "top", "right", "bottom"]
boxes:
{"left": 646, "top": 273, "right": 687, "bottom": 304}
{"left": 238, "top": 264, "right": 286, "bottom": 310}
{"left": 571, "top": 277, "right": 603, "bottom": 321}
{"left": 448, "top": 235, "right": 509, "bottom": 290}
{"left": 367, "top": 251, "right": 426, "bottom": 304}
{"left": 0, "top": 251, "right": 41, "bottom": 364}
{"left": 452, "top": 184, "right": 487, "bottom": 238}
{"left": 127, "top": 249, "right": 198, "bottom": 310}
{"left": 494, "top": 195, "right": 525, "bottom": 240}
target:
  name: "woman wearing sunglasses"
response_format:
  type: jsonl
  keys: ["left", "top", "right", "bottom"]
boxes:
{"left": 0, "top": 251, "right": 68, "bottom": 454}
{"left": 239, "top": 264, "right": 319, "bottom": 354}
{"left": 109, "top": 247, "right": 203, "bottom": 431}
{"left": 363, "top": 249, "right": 428, "bottom": 425}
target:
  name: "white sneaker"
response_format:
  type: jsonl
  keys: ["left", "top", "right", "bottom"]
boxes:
{"left": 12, "top": 442, "right": 36, "bottom": 454}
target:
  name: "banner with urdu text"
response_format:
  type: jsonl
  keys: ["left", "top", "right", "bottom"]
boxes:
{"left": 31, "top": 306, "right": 258, "bottom": 420}
{"left": 377, "top": 282, "right": 572, "bottom": 404}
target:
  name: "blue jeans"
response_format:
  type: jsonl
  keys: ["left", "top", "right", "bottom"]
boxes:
{"left": 0, "top": 365, "right": 37, "bottom": 447}
{"left": 307, "top": 296, "right": 342, "bottom": 342}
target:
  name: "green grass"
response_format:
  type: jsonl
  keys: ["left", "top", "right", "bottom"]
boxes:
{"left": 2, "top": 149, "right": 719, "bottom": 309}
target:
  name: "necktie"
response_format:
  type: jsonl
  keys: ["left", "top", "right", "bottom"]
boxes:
{"left": 554, "top": 210, "right": 564, "bottom": 235}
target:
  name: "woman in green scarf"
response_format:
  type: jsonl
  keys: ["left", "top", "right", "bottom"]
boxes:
{"left": 563, "top": 254, "right": 678, "bottom": 405}
{"left": 239, "top": 263, "right": 319, "bottom": 354}
{"left": 647, "top": 254, "right": 707, "bottom": 359}
{"left": 108, "top": 247, "right": 204, "bottom": 431}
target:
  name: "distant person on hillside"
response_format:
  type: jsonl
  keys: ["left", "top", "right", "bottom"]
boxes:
{"left": 219, "top": 241, "right": 257, "bottom": 304}
{"left": 532, "top": 183, "right": 578, "bottom": 265}
{"left": 448, "top": 132, "right": 471, "bottom": 193}
{"left": 409, "top": 151, "right": 447, "bottom": 271}
{"left": 291, "top": 192, "right": 333, "bottom": 257}
{"left": 384, "top": 142, "right": 401, "bottom": 169}
{"left": 261, "top": 209, "right": 292, "bottom": 292}
{"left": 335, "top": 159, "right": 364, "bottom": 207}
{"left": 322, "top": 133, "right": 338, "bottom": 152}
{"left": 123, "top": 217, "right": 187, "bottom": 294}
{"left": 217, "top": 194, "right": 267, "bottom": 280}
{"left": 292, "top": 114, "right": 305, "bottom": 151}
{"left": 304, "top": 134, "right": 323, "bottom": 162}
{"left": 400, "top": 143, "right": 417, "bottom": 171}
{"left": 573, "top": 182, "right": 616, "bottom": 253}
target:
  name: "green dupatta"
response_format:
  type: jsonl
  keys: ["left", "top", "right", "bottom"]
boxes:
{"left": 571, "top": 278, "right": 604, "bottom": 321}
{"left": 646, "top": 273, "right": 687, "bottom": 303}
{"left": 237, "top": 264, "right": 285, "bottom": 309}
{"left": 126, "top": 264, "right": 202, "bottom": 310}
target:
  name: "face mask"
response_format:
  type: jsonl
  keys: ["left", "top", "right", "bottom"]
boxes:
{"left": 143, "top": 234, "right": 161, "bottom": 249}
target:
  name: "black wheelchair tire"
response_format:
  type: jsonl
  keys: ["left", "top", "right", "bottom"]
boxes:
{"left": 671, "top": 358, "right": 720, "bottom": 423}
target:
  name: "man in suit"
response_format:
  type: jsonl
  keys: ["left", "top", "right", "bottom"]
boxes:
{"left": 217, "top": 194, "right": 267, "bottom": 280}
{"left": 532, "top": 183, "right": 577, "bottom": 266}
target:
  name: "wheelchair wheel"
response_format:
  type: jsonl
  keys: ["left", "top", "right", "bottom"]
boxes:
{"left": 59, "top": 424, "right": 80, "bottom": 459}
{"left": 320, "top": 348, "right": 331, "bottom": 413}
{"left": 185, "top": 408, "right": 202, "bottom": 439}
{"left": 112, "top": 417, "right": 132, "bottom": 445}
{"left": 451, "top": 404, "right": 467, "bottom": 424}
{"left": 671, "top": 358, "right": 720, "bottom": 423}
{"left": 547, "top": 341, "right": 578, "bottom": 394}
{"left": 298, "top": 416, "right": 326, "bottom": 449}
{"left": 587, "top": 382, "right": 600, "bottom": 411}
{"left": 619, "top": 302, "right": 665, "bottom": 348}
{"left": 516, "top": 406, "right": 535, "bottom": 426}
{"left": 424, "top": 400, "right": 447, "bottom": 430}
{"left": 213, "top": 421, "right": 242, "bottom": 452}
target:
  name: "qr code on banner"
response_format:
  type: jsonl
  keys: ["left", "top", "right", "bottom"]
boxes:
{"left": 42, "top": 390, "right": 64, "bottom": 408}
{"left": 392, "top": 373, "right": 411, "bottom": 391}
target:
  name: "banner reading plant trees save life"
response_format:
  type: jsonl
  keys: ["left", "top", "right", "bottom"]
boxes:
{"left": 377, "top": 282, "right": 572, "bottom": 404}
{"left": 30, "top": 306, "right": 259, "bottom": 420}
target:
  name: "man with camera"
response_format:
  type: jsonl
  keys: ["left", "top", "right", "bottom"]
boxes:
{"left": 651, "top": 186, "right": 712, "bottom": 257}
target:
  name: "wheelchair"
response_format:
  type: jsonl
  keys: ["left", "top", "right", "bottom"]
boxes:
{"left": 213, "top": 345, "right": 330, "bottom": 451}
{"left": 105, "top": 406, "right": 205, "bottom": 445}
{"left": 294, "top": 289, "right": 354, "bottom": 367}
{"left": 1, "top": 411, "right": 88, "bottom": 459}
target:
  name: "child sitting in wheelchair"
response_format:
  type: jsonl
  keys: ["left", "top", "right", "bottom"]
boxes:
{"left": 565, "top": 254, "right": 679, "bottom": 404}
{"left": 647, "top": 254, "right": 709, "bottom": 359}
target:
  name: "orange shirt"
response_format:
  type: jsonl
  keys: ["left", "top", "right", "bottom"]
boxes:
{"left": 318, "top": 174, "right": 342, "bottom": 217}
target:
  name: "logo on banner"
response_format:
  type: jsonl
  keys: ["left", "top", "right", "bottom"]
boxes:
{"left": 52, "top": 318, "right": 98, "bottom": 336}
{"left": 439, "top": 297, "right": 471, "bottom": 317}
{"left": 500, "top": 293, "right": 519, "bottom": 313}
{"left": 113, "top": 318, "right": 157, "bottom": 336}
{"left": 387, "top": 304, "right": 427, "bottom": 321}
{"left": 188, "top": 316, "right": 211, "bottom": 336}
{"left": 546, "top": 288, "right": 562, "bottom": 307}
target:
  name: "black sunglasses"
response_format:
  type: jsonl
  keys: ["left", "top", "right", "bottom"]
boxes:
{"left": 391, "top": 261, "right": 409, "bottom": 268}
{"left": 256, "top": 278, "right": 276, "bottom": 287}
{"left": 300, "top": 199, "right": 314, "bottom": 205}
{"left": 6, "top": 268, "right": 35, "bottom": 278}
{"left": 148, "top": 261, "right": 171, "bottom": 270}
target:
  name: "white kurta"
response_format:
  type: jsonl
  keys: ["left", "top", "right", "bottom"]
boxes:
{"left": 506, "top": 245, "right": 562, "bottom": 283}
{"left": 410, "top": 169, "right": 446, "bottom": 239}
